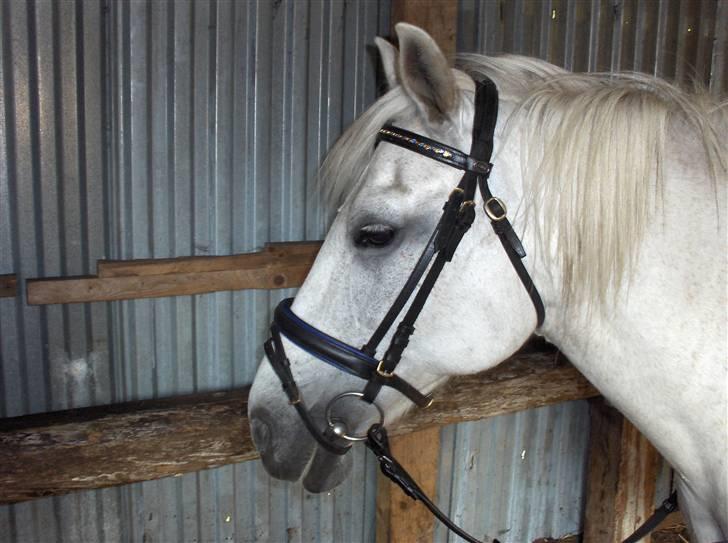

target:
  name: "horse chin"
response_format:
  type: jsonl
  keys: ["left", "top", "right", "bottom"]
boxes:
{"left": 250, "top": 409, "right": 316, "bottom": 482}
{"left": 302, "top": 446, "right": 353, "bottom": 493}
{"left": 250, "top": 407, "right": 353, "bottom": 490}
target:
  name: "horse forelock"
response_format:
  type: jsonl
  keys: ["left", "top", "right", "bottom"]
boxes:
{"left": 319, "top": 87, "right": 416, "bottom": 209}
{"left": 320, "top": 53, "right": 727, "bottom": 311}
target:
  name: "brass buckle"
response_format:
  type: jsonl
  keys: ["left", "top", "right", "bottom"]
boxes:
{"left": 376, "top": 361, "right": 395, "bottom": 378}
{"left": 484, "top": 197, "right": 507, "bottom": 221}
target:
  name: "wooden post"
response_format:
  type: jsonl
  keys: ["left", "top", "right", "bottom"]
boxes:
{"left": 376, "top": 430, "right": 441, "bottom": 543}
{"left": 582, "top": 398, "right": 661, "bottom": 542}
{"left": 376, "top": 3, "right": 458, "bottom": 542}
{"left": 390, "top": 0, "right": 458, "bottom": 58}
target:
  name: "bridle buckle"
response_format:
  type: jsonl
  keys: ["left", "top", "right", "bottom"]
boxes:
{"left": 484, "top": 196, "right": 508, "bottom": 221}
{"left": 376, "top": 360, "right": 395, "bottom": 378}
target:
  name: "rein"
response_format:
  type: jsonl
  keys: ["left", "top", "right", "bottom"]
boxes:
{"left": 262, "top": 77, "right": 674, "bottom": 543}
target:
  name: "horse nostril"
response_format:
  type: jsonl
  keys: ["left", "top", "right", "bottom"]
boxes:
{"left": 250, "top": 416, "right": 272, "bottom": 453}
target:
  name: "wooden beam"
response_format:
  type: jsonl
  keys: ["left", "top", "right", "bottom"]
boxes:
{"left": 0, "top": 274, "right": 17, "bottom": 298}
{"left": 96, "top": 241, "right": 321, "bottom": 277}
{"left": 26, "top": 242, "right": 321, "bottom": 305}
{"left": 0, "top": 345, "right": 598, "bottom": 505}
{"left": 582, "top": 398, "right": 661, "bottom": 542}
{"left": 381, "top": 3, "right": 458, "bottom": 540}
{"left": 375, "top": 428, "right": 441, "bottom": 543}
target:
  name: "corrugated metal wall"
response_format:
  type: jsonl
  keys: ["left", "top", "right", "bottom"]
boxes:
{"left": 435, "top": 402, "right": 590, "bottom": 542}
{"left": 458, "top": 0, "right": 727, "bottom": 95}
{"left": 1, "top": 1, "right": 724, "bottom": 542}
{"left": 1, "top": 1, "right": 386, "bottom": 541}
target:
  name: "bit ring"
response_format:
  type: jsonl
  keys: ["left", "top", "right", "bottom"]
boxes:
{"left": 325, "top": 392, "right": 384, "bottom": 441}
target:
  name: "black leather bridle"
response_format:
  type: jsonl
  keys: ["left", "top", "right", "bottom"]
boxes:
{"left": 261, "top": 76, "right": 676, "bottom": 543}
{"left": 261, "top": 78, "right": 544, "bottom": 542}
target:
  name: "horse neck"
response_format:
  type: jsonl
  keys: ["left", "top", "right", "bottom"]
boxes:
{"left": 530, "top": 145, "right": 727, "bottom": 503}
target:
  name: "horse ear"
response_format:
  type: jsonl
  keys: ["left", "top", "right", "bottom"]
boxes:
{"left": 395, "top": 22, "right": 458, "bottom": 122}
{"left": 375, "top": 37, "right": 399, "bottom": 90}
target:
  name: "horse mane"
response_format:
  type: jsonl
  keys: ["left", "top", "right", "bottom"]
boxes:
{"left": 320, "top": 54, "right": 727, "bottom": 309}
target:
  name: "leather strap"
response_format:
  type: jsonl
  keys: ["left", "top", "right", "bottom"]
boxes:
{"left": 264, "top": 329, "right": 351, "bottom": 455}
{"left": 361, "top": 224, "right": 440, "bottom": 357}
{"left": 366, "top": 424, "right": 496, "bottom": 543}
{"left": 621, "top": 491, "right": 678, "bottom": 543}
{"left": 377, "top": 126, "right": 491, "bottom": 174}
{"left": 360, "top": 80, "right": 499, "bottom": 403}
{"left": 477, "top": 177, "right": 545, "bottom": 327}
{"left": 273, "top": 299, "right": 432, "bottom": 408}
{"left": 361, "top": 193, "right": 476, "bottom": 403}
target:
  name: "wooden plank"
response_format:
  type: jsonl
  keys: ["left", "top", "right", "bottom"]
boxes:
{"left": 380, "top": 4, "right": 459, "bottom": 540}
{"left": 0, "top": 389, "right": 254, "bottom": 504}
{"left": 0, "top": 274, "right": 17, "bottom": 298}
{"left": 0, "top": 344, "right": 599, "bottom": 504}
{"left": 26, "top": 263, "right": 313, "bottom": 305}
{"left": 97, "top": 241, "right": 321, "bottom": 277}
{"left": 26, "top": 243, "right": 321, "bottom": 305}
{"left": 582, "top": 398, "right": 661, "bottom": 542}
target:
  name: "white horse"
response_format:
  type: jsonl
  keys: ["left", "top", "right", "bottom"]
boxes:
{"left": 249, "top": 23, "right": 727, "bottom": 541}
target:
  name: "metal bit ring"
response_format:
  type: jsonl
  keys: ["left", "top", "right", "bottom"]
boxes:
{"left": 325, "top": 392, "right": 385, "bottom": 442}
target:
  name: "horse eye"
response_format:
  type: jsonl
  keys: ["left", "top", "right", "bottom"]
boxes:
{"left": 354, "top": 224, "right": 395, "bottom": 248}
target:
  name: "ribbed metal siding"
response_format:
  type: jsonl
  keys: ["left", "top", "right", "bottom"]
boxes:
{"left": 0, "top": 0, "right": 111, "bottom": 416}
{"left": 435, "top": 402, "right": 590, "bottom": 542}
{"left": 0, "top": 1, "right": 387, "bottom": 541}
{"left": 458, "top": 0, "right": 727, "bottom": 95}
{"left": 0, "top": 1, "right": 114, "bottom": 540}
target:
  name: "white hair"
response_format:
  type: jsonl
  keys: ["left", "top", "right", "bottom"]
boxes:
{"left": 320, "top": 54, "right": 727, "bottom": 309}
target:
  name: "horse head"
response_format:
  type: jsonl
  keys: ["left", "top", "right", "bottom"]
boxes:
{"left": 248, "top": 23, "right": 540, "bottom": 492}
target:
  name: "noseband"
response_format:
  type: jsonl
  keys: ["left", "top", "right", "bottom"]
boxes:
{"left": 264, "top": 77, "right": 544, "bottom": 454}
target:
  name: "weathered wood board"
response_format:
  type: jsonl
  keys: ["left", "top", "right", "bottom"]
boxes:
{"left": 0, "top": 345, "right": 598, "bottom": 505}
{"left": 26, "top": 242, "right": 321, "bottom": 305}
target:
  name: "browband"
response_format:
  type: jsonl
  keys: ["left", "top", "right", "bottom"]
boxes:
{"left": 377, "top": 126, "right": 492, "bottom": 174}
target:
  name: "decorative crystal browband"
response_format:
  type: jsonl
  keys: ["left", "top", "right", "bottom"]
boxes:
{"left": 377, "top": 124, "right": 491, "bottom": 174}
{"left": 378, "top": 127, "right": 454, "bottom": 158}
